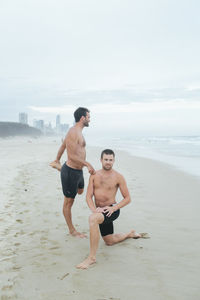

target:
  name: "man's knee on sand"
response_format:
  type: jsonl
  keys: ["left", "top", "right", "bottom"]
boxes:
{"left": 103, "top": 235, "right": 115, "bottom": 246}
{"left": 102, "top": 234, "right": 115, "bottom": 246}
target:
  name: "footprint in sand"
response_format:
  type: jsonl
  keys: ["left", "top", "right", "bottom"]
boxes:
{"left": 32, "top": 253, "right": 44, "bottom": 258}
{"left": 14, "top": 243, "right": 21, "bottom": 246}
{"left": 14, "top": 230, "right": 25, "bottom": 237}
{"left": 49, "top": 246, "right": 60, "bottom": 250}
{"left": 28, "top": 232, "right": 37, "bottom": 236}
{"left": 12, "top": 266, "right": 21, "bottom": 271}
{"left": 2, "top": 284, "right": 14, "bottom": 291}
{"left": 40, "top": 236, "right": 48, "bottom": 241}
{"left": 16, "top": 219, "right": 23, "bottom": 224}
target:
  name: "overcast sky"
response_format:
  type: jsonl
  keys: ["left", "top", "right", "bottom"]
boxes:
{"left": 0, "top": 0, "right": 200, "bottom": 136}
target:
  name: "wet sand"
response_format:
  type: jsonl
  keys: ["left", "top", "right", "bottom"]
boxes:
{"left": 0, "top": 137, "right": 200, "bottom": 300}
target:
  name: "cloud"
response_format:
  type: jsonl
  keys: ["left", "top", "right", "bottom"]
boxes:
{"left": 186, "top": 85, "right": 200, "bottom": 91}
{"left": 29, "top": 100, "right": 200, "bottom": 115}
{"left": 29, "top": 105, "right": 76, "bottom": 113}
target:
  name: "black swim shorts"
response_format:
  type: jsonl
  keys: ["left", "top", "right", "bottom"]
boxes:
{"left": 60, "top": 163, "right": 84, "bottom": 198}
{"left": 99, "top": 209, "right": 120, "bottom": 237}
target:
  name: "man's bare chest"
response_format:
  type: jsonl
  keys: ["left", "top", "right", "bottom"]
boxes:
{"left": 78, "top": 136, "right": 86, "bottom": 147}
{"left": 95, "top": 177, "right": 118, "bottom": 191}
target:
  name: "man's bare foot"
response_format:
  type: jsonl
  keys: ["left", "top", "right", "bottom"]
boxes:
{"left": 130, "top": 230, "right": 150, "bottom": 239}
{"left": 76, "top": 256, "right": 96, "bottom": 269}
{"left": 70, "top": 230, "right": 87, "bottom": 238}
{"left": 138, "top": 232, "right": 150, "bottom": 238}
{"left": 50, "top": 161, "right": 61, "bottom": 171}
{"left": 129, "top": 229, "right": 141, "bottom": 239}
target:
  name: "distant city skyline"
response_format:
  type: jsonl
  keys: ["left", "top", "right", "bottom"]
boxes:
{"left": 18, "top": 112, "right": 69, "bottom": 135}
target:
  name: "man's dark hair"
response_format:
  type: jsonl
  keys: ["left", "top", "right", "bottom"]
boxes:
{"left": 74, "top": 107, "right": 90, "bottom": 122}
{"left": 101, "top": 149, "right": 115, "bottom": 159}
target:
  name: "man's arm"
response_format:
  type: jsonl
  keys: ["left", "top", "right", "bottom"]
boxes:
{"left": 49, "top": 137, "right": 66, "bottom": 169}
{"left": 114, "top": 174, "right": 131, "bottom": 210}
{"left": 104, "top": 174, "right": 131, "bottom": 216}
{"left": 55, "top": 138, "right": 66, "bottom": 162}
{"left": 86, "top": 175, "right": 97, "bottom": 212}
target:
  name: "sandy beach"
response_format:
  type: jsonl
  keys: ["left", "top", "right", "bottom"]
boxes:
{"left": 0, "top": 137, "right": 200, "bottom": 300}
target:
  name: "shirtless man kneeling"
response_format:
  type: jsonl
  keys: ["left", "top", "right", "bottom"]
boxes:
{"left": 77, "top": 149, "right": 142, "bottom": 269}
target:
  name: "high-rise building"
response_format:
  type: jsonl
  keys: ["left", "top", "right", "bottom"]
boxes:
{"left": 33, "top": 120, "right": 44, "bottom": 131}
{"left": 61, "top": 123, "right": 69, "bottom": 133}
{"left": 19, "top": 112, "right": 28, "bottom": 124}
{"left": 56, "top": 115, "right": 60, "bottom": 128}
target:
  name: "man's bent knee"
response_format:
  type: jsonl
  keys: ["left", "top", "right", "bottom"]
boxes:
{"left": 103, "top": 235, "right": 114, "bottom": 246}
{"left": 89, "top": 213, "right": 104, "bottom": 225}
{"left": 105, "top": 241, "right": 114, "bottom": 246}
{"left": 77, "top": 188, "right": 84, "bottom": 195}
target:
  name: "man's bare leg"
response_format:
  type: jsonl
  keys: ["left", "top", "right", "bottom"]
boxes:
{"left": 76, "top": 213, "right": 104, "bottom": 269}
{"left": 63, "top": 197, "right": 86, "bottom": 238}
{"left": 103, "top": 229, "right": 141, "bottom": 246}
{"left": 50, "top": 160, "right": 61, "bottom": 171}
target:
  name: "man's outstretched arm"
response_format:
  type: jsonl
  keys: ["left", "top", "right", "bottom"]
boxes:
{"left": 50, "top": 138, "right": 66, "bottom": 170}
{"left": 55, "top": 138, "right": 66, "bottom": 162}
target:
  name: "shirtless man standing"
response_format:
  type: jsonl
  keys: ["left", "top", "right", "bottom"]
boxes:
{"left": 50, "top": 107, "right": 95, "bottom": 238}
{"left": 77, "top": 149, "right": 142, "bottom": 269}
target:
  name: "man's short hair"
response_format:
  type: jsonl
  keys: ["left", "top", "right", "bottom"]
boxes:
{"left": 74, "top": 107, "right": 90, "bottom": 122}
{"left": 101, "top": 149, "right": 115, "bottom": 159}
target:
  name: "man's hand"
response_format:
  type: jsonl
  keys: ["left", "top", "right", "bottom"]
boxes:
{"left": 86, "top": 163, "right": 95, "bottom": 175}
{"left": 103, "top": 206, "right": 115, "bottom": 217}
{"left": 95, "top": 206, "right": 115, "bottom": 216}
{"left": 95, "top": 207, "right": 105, "bottom": 213}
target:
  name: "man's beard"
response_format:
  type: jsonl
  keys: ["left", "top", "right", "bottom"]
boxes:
{"left": 84, "top": 121, "right": 89, "bottom": 127}
{"left": 103, "top": 165, "right": 112, "bottom": 171}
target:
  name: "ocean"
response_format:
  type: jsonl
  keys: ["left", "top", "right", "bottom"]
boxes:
{"left": 87, "top": 135, "right": 200, "bottom": 178}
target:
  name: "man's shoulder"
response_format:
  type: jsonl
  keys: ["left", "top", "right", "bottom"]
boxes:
{"left": 93, "top": 170, "right": 102, "bottom": 177}
{"left": 89, "top": 171, "right": 99, "bottom": 182}
{"left": 66, "top": 126, "right": 79, "bottom": 139}
{"left": 90, "top": 169, "right": 103, "bottom": 179}
{"left": 112, "top": 170, "right": 126, "bottom": 183}
{"left": 111, "top": 169, "right": 123, "bottom": 176}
